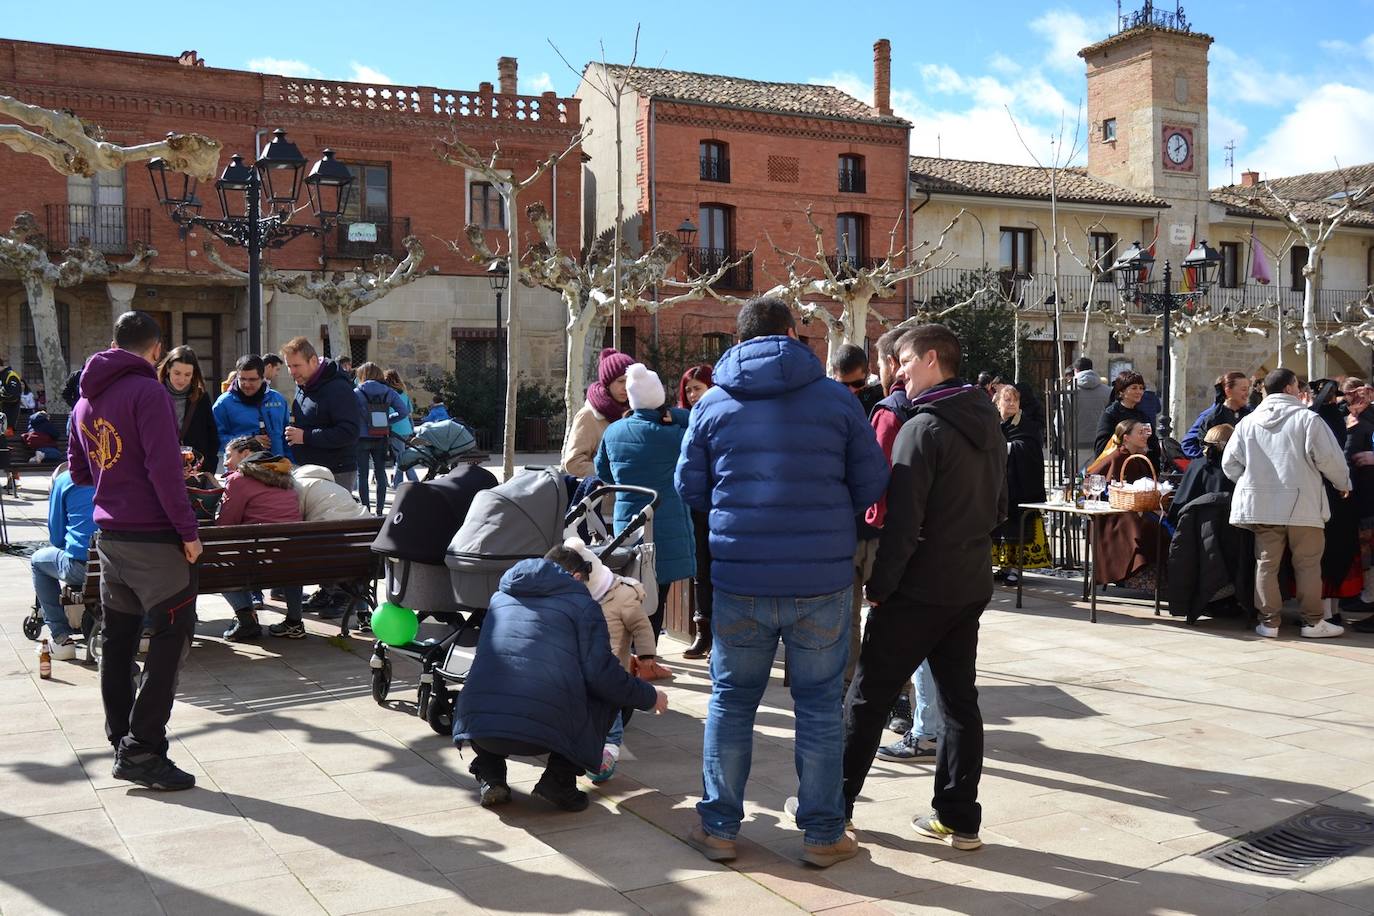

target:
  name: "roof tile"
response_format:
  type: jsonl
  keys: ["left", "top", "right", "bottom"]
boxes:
{"left": 1210, "top": 162, "right": 1374, "bottom": 228}
{"left": 908, "top": 156, "right": 1170, "bottom": 208}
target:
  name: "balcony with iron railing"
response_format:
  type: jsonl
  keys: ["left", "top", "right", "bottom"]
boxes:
{"left": 686, "top": 247, "right": 752, "bottom": 290}
{"left": 44, "top": 204, "right": 151, "bottom": 255}
{"left": 838, "top": 169, "right": 866, "bottom": 193}
{"left": 323, "top": 216, "right": 411, "bottom": 261}
{"left": 699, "top": 156, "right": 730, "bottom": 183}
{"left": 908, "top": 265, "right": 1372, "bottom": 324}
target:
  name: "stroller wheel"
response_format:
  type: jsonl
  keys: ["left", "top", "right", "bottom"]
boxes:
{"left": 416, "top": 681, "right": 432, "bottom": 719}
{"left": 22, "top": 612, "right": 43, "bottom": 641}
{"left": 371, "top": 657, "right": 392, "bottom": 704}
{"left": 426, "top": 685, "right": 454, "bottom": 736}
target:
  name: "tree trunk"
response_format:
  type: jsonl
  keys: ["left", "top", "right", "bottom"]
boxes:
{"left": 327, "top": 305, "right": 350, "bottom": 368}
{"left": 501, "top": 213, "right": 519, "bottom": 479}
{"left": 24, "top": 277, "right": 69, "bottom": 403}
{"left": 847, "top": 290, "right": 876, "bottom": 353}
{"left": 1303, "top": 270, "right": 1318, "bottom": 381}
{"left": 1170, "top": 333, "right": 1191, "bottom": 433}
{"left": 612, "top": 100, "right": 623, "bottom": 352}
{"left": 563, "top": 294, "right": 598, "bottom": 436}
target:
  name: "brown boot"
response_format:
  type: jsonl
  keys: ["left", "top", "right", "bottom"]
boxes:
{"left": 686, "top": 824, "right": 736, "bottom": 861}
{"left": 801, "top": 831, "right": 859, "bottom": 868}
{"left": 683, "top": 616, "right": 712, "bottom": 659}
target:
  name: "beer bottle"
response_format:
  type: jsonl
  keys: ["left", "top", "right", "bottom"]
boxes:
{"left": 38, "top": 638, "right": 52, "bottom": 679}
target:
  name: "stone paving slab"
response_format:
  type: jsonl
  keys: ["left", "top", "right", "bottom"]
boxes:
{"left": 2, "top": 476, "right": 1374, "bottom": 913}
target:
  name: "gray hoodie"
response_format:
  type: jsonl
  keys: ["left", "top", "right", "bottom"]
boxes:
{"left": 1072, "top": 369, "right": 1110, "bottom": 453}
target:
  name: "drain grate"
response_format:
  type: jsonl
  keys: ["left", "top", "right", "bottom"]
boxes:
{"left": 1202, "top": 807, "right": 1374, "bottom": 878}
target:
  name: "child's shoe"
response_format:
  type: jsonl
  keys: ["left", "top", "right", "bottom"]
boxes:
{"left": 590, "top": 744, "right": 619, "bottom": 784}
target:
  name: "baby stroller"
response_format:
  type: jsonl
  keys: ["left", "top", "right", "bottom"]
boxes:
{"left": 393, "top": 420, "right": 484, "bottom": 481}
{"left": 368, "top": 465, "right": 658, "bottom": 735}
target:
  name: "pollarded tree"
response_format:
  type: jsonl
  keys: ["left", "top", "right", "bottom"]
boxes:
{"left": 0, "top": 212, "right": 156, "bottom": 399}
{"left": 437, "top": 127, "right": 587, "bottom": 477}
{"left": 749, "top": 206, "right": 962, "bottom": 365}
{"left": 462, "top": 201, "right": 744, "bottom": 432}
{"left": 204, "top": 236, "right": 437, "bottom": 355}
{"left": 0, "top": 95, "right": 219, "bottom": 399}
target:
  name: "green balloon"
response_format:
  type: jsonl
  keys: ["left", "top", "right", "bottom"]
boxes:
{"left": 373, "top": 602, "right": 419, "bottom": 646}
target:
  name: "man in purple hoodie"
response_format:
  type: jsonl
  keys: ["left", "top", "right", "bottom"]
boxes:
{"left": 69, "top": 311, "right": 203, "bottom": 791}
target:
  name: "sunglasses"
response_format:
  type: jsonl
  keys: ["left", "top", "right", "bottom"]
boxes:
{"left": 843, "top": 378, "right": 868, "bottom": 390}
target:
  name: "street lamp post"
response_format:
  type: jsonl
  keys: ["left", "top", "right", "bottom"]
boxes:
{"left": 147, "top": 129, "right": 353, "bottom": 355}
{"left": 1109, "top": 239, "right": 1222, "bottom": 441}
{"left": 487, "top": 260, "right": 509, "bottom": 439}
{"left": 676, "top": 218, "right": 698, "bottom": 276}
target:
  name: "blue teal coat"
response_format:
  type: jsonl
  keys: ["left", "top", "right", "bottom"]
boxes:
{"left": 452, "top": 560, "right": 657, "bottom": 771}
{"left": 596, "top": 407, "right": 695, "bottom": 584}
{"left": 212, "top": 386, "right": 290, "bottom": 456}
{"left": 675, "top": 335, "right": 889, "bottom": 597}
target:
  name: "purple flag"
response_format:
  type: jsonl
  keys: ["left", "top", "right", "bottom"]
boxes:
{"left": 1249, "top": 233, "right": 1273, "bottom": 285}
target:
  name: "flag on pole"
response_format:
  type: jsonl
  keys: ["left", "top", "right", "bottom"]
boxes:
{"left": 1249, "top": 231, "right": 1273, "bottom": 285}
{"left": 1181, "top": 221, "right": 1198, "bottom": 292}
{"left": 1141, "top": 219, "right": 1160, "bottom": 285}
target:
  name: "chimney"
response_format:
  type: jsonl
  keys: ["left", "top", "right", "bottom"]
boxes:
{"left": 1241, "top": 170, "right": 1260, "bottom": 187}
{"left": 873, "top": 39, "right": 892, "bottom": 117}
{"left": 498, "top": 57, "right": 518, "bottom": 95}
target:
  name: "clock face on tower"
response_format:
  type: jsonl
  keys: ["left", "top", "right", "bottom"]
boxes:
{"left": 1162, "top": 125, "right": 1194, "bottom": 172}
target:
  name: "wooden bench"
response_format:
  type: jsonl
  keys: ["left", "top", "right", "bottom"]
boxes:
{"left": 83, "top": 517, "right": 387, "bottom": 636}
{"left": 2, "top": 433, "right": 68, "bottom": 496}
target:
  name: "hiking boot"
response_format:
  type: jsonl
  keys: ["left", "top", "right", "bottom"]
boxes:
{"left": 473, "top": 772, "right": 511, "bottom": 807}
{"left": 911, "top": 814, "right": 981, "bottom": 850}
{"left": 783, "top": 796, "right": 853, "bottom": 829}
{"left": 532, "top": 776, "right": 589, "bottom": 812}
{"left": 268, "top": 621, "right": 307, "bottom": 640}
{"left": 887, "top": 693, "right": 913, "bottom": 735}
{"left": 112, "top": 751, "right": 195, "bottom": 791}
{"left": 685, "top": 824, "right": 737, "bottom": 862}
{"left": 315, "top": 600, "right": 349, "bottom": 621}
{"left": 304, "top": 588, "right": 335, "bottom": 609}
{"left": 1301, "top": 620, "right": 1344, "bottom": 639}
{"left": 876, "top": 732, "right": 937, "bottom": 762}
{"left": 683, "top": 619, "right": 712, "bottom": 659}
{"left": 223, "top": 614, "right": 262, "bottom": 642}
{"left": 801, "top": 831, "right": 859, "bottom": 868}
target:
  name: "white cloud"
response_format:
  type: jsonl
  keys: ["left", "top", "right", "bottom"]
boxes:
{"left": 1029, "top": 9, "right": 1112, "bottom": 72}
{"left": 1318, "top": 39, "right": 1354, "bottom": 54}
{"left": 1364, "top": 33, "right": 1374, "bottom": 61}
{"left": 246, "top": 57, "right": 320, "bottom": 78}
{"left": 1207, "top": 109, "right": 1250, "bottom": 185}
{"left": 1246, "top": 83, "right": 1374, "bottom": 176}
{"left": 348, "top": 62, "right": 395, "bottom": 85}
{"left": 522, "top": 71, "right": 556, "bottom": 94}
{"left": 1211, "top": 44, "right": 1309, "bottom": 106}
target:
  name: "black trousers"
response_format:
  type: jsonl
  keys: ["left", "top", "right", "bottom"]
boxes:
{"left": 96, "top": 535, "right": 198, "bottom": 757}
{"left": 648, "top": 582, "right": 671, "bottom": 641}
{"left": 842, "top": 595, "right": 986, "bottom": 833}
{"left": 470, "top": 738, "right": 583, "bottom": 787}
{"left": 691, "top": 509, "right": 713, "bottom": 622}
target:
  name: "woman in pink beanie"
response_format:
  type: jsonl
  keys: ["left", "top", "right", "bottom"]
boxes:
{"left": 561, "top": 347, "right": 634, "bottom": 476}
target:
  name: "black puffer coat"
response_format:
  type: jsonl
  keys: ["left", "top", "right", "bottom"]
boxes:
{"left": 1167, "top": 491, "right": 1254, "bottom": 623}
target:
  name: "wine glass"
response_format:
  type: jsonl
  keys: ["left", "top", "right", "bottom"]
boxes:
{"left": 1086, "top": 474, "right": 1106, "bottom": 501}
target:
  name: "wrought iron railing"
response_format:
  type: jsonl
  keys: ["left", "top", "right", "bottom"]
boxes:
{"left": 908, "top": 265, "right": 1371, "bottom": 324}
{"left": 323, "top": 216, "right": 410, "bottom": 261}
{"left": 44, "top": 204, "right": 151, "bottom": 255}
{"left": 838, "top": 168, "right": 866, "bottom": 193}
{"left": 686, "top": 247, "right": 752, "bottom": 290}
{"left": 699, "top": 156, "right": 730, "bottom": 183}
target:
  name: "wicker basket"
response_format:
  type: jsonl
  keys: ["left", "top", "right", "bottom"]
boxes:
{"left": 1107, "top": 453, "right": 1162, "bottom": 512}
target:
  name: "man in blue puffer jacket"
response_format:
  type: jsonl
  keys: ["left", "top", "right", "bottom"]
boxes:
{"left": 452, "top": 558, "right": 666, "bottom": 811}
{"left": 674, "top": 297, "right": 888, "bottom": 868}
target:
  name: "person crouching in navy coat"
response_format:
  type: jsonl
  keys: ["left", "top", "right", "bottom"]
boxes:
{"left": 452, "top": 558, "right": 667, "bottom": 811}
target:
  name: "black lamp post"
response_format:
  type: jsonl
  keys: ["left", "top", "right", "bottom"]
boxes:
{"left": 148, "top": 129, "right": 353, "bottom": 356}
{"left": 487, "top": 259, "right": 509, "bottom": 383}
{"left": 1109, "top": 239, "right": 1222, "bottom": 440}
{"left": 676, "top": 218, "right": 698, "bottom": 275}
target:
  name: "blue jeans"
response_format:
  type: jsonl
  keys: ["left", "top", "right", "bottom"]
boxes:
{"left": 606, "top": 710, "right": 624, "bottom": 747}
{"left": 700, "top": 587, "right": 849, "bottom": 847}
{"left": 913, "top": 660, "right": 944, "bottom": 740}
{"left": 356, "top": 438, "right": 390, "bottom": 513}
{"left": 225, "top": 588, "right": 303, "bottom": 623}
{"left": 31, "top": 546, "right": 84, "bottom": 641}
{"left": 391, "top": 439, "right": 417, "bottom": 486}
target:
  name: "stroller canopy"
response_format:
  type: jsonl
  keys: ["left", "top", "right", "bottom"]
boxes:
{"left": 446, "top": 466, "right": 570, "bottom": 564}
{"left": 400, "top": 420, "right": 477, "bottom": 471}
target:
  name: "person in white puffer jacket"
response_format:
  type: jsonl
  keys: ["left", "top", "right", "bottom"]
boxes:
{"left": 1222, "top": 368, "right": 1352, "bottom": 639}
{"left": 292, "top": 465, "right": 370, "bottom": 521}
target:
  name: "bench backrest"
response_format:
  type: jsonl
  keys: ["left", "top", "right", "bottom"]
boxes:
{"left": 83, "top": 518, "right": 385, "bottom": 608}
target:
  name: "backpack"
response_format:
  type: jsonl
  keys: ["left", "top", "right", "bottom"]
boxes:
{"left": 0, "top": 367, "right": 20, "bottom": 404}
{"left": 364, "top": 390, "right": 391, "bottom": 439}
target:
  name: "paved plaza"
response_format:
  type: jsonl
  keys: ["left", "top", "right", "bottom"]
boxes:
{"left": 1, "top": 476, "right": 1373, "bottom": 915}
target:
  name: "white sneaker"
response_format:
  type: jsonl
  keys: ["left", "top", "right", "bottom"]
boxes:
{"left": 1254, "top": 623, "right": 1279, "bottom": 638}
{"left": 1301, "top": 620, "right": 1344, "bottom": 639}
{"left": 49, "top": 636, "right": 77, "bottom": 661}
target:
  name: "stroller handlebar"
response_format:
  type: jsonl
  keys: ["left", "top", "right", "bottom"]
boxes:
{"left": 566, "top": 484, "right": 660, "bottom": 557}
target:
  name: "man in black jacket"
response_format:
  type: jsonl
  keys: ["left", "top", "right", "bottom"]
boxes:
{"left": 280, "top": 336, "right": 362, "bottom": 491}
{"left": 841, "top": 324, "right": 1007, "bottom": 851}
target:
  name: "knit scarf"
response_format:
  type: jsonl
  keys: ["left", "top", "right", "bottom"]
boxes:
{"left": 166, "top": 382, "right": 191, "bottom": 431}
{"left": 585, "top": 381, "right": 627, "bottom": 422}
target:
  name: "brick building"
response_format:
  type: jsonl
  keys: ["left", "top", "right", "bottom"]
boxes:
{"left": 0, "top": 39, "right": 580, "bottom": 406}
{"left": 576, "top": 41, "right": 911, "bottom": 369}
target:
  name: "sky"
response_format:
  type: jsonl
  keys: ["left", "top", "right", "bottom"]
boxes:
{"left": 5, "top": 0, "right": 1374, "bottom": 186}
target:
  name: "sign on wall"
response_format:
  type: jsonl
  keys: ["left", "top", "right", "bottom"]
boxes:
{"left": 348, "top": 222, "right": 378, "bottom": 243}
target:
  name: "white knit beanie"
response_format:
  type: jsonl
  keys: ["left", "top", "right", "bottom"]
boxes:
{"left": 625, "top": 363, "right": 666, "bottom": 411}
{"left": 565, "top": 537, "right": 614, "bottom": 600}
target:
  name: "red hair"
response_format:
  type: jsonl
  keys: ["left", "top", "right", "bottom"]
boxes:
{"left": 678, "top": 364, "right": 715, "bottom": 407}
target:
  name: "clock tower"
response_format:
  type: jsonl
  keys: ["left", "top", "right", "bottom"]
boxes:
{"left": 1080, "top": 3, "right": 1214, "bottom": 267}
